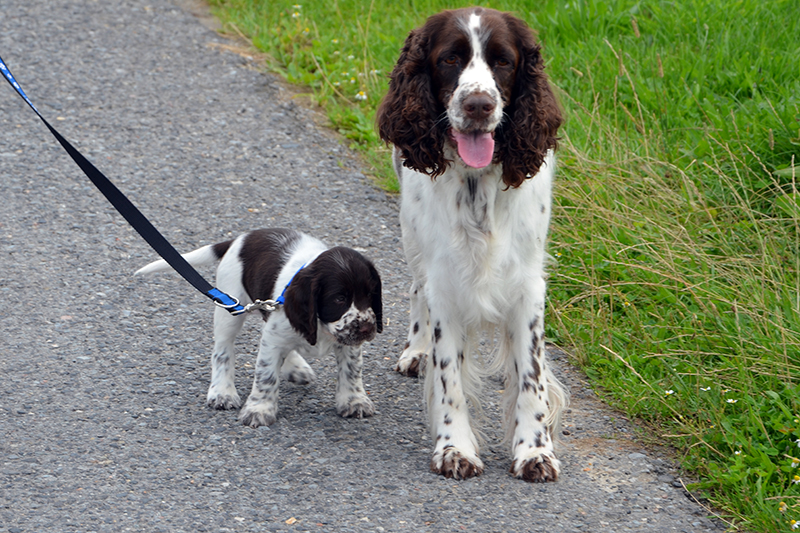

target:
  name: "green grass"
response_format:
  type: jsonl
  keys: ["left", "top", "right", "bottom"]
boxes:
{"left": 207, "top": 0, "right": 800, "bottom": 529}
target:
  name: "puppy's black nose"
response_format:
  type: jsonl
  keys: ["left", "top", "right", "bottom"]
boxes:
{"left": 359, "top": 321, "right": 376, "bottom": 336}
{"left": 463, "top": 92, "right": 496, "bottom": 121}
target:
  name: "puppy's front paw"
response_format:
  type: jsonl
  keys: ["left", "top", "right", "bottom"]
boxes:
{"left": 431, "top": 446, "right": 484, "bottom": 480}
{"left": 206, "top": 387, "right": 242, "bottom": 410}
{"left": 510, "top": 450, "right": 561, "bottom": 483}
{"left": 395, "top": 348, "right": 427, "bottom": 377}
{"left": 238, "top": 400, "right": 278, "bottom": 428}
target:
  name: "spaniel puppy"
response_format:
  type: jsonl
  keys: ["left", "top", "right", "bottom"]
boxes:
{"left": 136, "top": 228, "right": 382, "bottom": 427}
{"left": 377, "top": 7, "right": 567, "bottom": 482}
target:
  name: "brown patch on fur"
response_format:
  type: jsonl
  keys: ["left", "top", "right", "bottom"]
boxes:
{"left": 396, "top": 355, "right": 422, "bottom": 377}
{"left": 511, "top": 454, "right": 559, "bottom": 483}
{"left": 432, "top": 448, "right": 484, "bottom": 480}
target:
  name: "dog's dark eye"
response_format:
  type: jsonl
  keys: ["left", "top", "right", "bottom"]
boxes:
{"left": 496, "top": 58, "right": 510, "bottom": 67}
{"left": 444, "top": 55, "right": 459, "bottom": 65}
{"left": 334, "top": 295, "right": 348, "bottom": 305}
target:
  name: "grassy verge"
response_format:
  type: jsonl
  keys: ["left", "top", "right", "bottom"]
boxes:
{"left": 207, "top": 0, "right": 800, "bottom": 529}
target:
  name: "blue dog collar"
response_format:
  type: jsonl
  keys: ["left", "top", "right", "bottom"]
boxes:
{"left": 275, "top": 264, "right": 306, "bottom": 305}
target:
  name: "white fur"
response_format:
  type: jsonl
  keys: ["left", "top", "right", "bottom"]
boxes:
{"left": 447, "top": 13, "right": 504, "bottom": 133}
{"left": 134, "top": 244, "right": 219, "bottom": 276}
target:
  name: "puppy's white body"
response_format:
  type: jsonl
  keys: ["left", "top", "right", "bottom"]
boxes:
{"left": 137, "top": 229, "right": 382, "bottom": 427}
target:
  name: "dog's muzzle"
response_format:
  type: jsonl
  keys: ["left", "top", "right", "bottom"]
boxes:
{"left": 329, "top": 309, "right": 378, "bottom": 346}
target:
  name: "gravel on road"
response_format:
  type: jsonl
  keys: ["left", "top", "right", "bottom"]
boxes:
{"left": 0, "top": 1, "right": 725, "bottom": 532}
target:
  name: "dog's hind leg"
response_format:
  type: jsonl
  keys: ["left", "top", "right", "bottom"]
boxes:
{"left": 207, "top": 306, "right": 246, "bottom": 410}
{"left": 396, "top": 278, "right": 431, "bottom": 376}
{"left": 280, "top": 350, "right": 316, "bottom": 385}
{"left": 396, "top": 231, "right": 431, "bottom": 376}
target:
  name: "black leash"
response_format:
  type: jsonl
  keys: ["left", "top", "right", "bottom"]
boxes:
{"left": 0, "top": 54, "right": 247, "bottom": 315}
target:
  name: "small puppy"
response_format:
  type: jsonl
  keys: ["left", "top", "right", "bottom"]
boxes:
{"left": 136, "top": 228, "right": 382, "bottom": 427}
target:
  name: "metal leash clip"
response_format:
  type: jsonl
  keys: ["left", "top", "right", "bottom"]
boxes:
{"left": 241, "top": 299, "right": 280, "bottom": 314}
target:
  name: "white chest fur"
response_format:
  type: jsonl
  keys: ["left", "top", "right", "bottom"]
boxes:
{"left": 400, "top": 152, "right": 555, "bottom": 324}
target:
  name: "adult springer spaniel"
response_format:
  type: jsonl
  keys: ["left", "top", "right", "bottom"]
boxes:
{"left": 136, "top": 229, "right": 382, "bottom": 427}
{"left": 377, "top": 7, "right": 567, "bottom": 482}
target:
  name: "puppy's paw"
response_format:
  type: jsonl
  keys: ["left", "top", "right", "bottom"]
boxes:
{"left": 510, "top": 450, "right": 561, "bottom": 483}
{"left": 395, "top": 347, "right": 427, "bottom": 377}
{"left": 206, "top": 387, "right": 242, "bottom": 410}
{"left": 336, "top": 394, "right": 375, "bottom": 419}
{"left": 238, "top": 401, "right": 278, "bottom": 428}
{"left": 431, "top": 446, "right": 484, "bottom": 480}
{"left": 281, "top": 362, "right": 316, "bottom": 386}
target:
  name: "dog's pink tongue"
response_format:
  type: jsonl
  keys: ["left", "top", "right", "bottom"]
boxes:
{"left": 452, "top": 131, "right": 494, "bottom": 168}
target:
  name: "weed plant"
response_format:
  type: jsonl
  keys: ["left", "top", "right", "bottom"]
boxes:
{"left": 208, "top": 0, "right": 800, "bottom": 529}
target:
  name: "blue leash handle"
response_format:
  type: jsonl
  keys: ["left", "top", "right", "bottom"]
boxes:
{"left": 0, "top": 54, "right": 246, "bottom": 315}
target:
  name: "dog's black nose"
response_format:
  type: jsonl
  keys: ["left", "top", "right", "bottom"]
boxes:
{"left": 463, "top": 92, "right": 496, "bottom": 121}
{"left": 359, "top": 321, "right": 376, "bottom": 336}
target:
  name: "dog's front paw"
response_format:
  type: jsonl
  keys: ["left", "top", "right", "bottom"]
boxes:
{"left": 238, "top": 400, "right": 278, "bottom": 428}
{"left": 337, "top": 394, "right": 375, "bottom": 419}
{"left": 395, "top": 347, "right": 427, "bottom": 377}
{"left": 510, "top": 450, "right": 561, "bottom": 483}
{"left": 431, "top": 446, "right": 484, "bottom": 480}
{"left": 206, "top": 387, "right": 242, "bottom": 410}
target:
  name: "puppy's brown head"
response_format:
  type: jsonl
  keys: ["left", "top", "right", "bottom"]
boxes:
{"left": 283, "top": 247, "right": 382, "bottom": 346}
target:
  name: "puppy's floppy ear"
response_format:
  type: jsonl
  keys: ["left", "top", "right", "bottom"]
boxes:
{"left": 368, "top": 262, "right": 383, "bottom": 334}
{"left": 283, "top": 267, "right": 318, "bottom": 346}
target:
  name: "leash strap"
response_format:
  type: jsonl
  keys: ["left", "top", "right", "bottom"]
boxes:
{"left": 0, "top": 54, "right": 247, "bottom": 315}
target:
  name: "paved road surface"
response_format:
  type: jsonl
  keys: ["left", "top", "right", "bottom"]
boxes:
{"left": 0, "top": 1, "right": 724, "bottom": 531}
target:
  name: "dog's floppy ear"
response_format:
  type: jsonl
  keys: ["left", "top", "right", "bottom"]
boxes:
{"left": 368, "top": 262, "right": 383, "bottom": 334}
{"left": 377, "top": 24, "right": 449, "bottom": 178}
{"left": 283, "top": 267, "right": 318, "bottom": 345}
{"left": 496, "top": 13, "right": 562, "bottom": 188}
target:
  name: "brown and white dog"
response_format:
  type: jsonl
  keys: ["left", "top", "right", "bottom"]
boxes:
{"left": 136, "top": 228, "right": 382, "bottom": 427}
{"left": 377, "top": 7, "right": 567, "bottom": 482}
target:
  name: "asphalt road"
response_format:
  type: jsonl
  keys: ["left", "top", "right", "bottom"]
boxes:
{"left": 0, "top": 1, "right": 725, "bottom": 532}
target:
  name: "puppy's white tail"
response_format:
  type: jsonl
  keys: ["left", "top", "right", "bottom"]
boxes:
{"left": 134, "top": 244, "right": 221, "bottom": 276}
